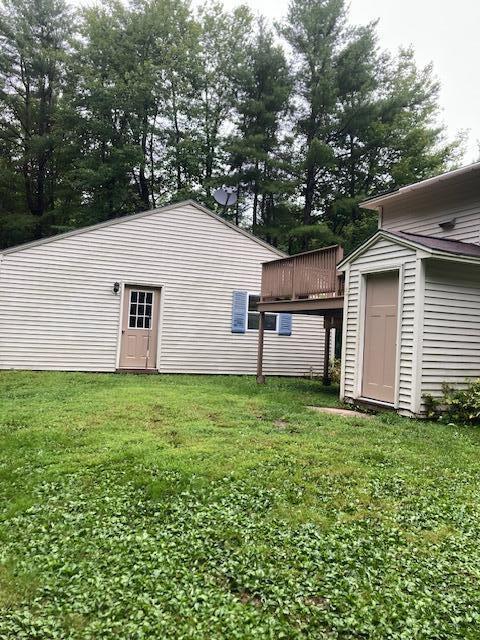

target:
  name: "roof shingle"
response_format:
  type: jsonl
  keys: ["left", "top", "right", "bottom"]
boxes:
{"left": 395, "top": 231, "right": 480, "bottom": 258}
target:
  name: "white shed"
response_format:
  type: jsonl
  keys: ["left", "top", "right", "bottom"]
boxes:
{"left": 339, "top": 228, "right": 480, "bottom": 416}
{"left": 0, "top": 201, "right": 326, "bottom": 376}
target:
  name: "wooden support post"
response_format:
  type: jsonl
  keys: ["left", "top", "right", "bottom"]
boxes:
{"left": 256, "top": 311, "right": 266, "bottom": 384}
{"left": 323, "top": 322, "right": 331, "bottom": 386}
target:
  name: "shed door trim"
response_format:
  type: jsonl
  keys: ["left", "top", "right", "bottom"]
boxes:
{"left": 354, "top": 264, "right": 404, "bottom": 408}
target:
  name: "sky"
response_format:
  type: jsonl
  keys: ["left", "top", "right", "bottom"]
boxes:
{"left": 222, "top": 0, "right": 480, "bottom": 163}
{"left": 72, "top": 0, "right": 480, "bottom": 163}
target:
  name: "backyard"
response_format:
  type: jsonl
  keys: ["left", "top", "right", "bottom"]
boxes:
{"left": 0, "top": 371, "right": 479, "bottom": 639}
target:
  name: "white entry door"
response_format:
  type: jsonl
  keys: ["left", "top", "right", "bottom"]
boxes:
{"left": 119, "top": 287, "right": 160, "bottom": 369}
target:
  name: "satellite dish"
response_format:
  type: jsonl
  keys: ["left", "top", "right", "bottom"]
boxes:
{"left": 213, "top": 187, "right": 237, "bottom": 210}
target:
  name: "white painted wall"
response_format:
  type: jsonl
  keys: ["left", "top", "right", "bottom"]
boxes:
{"left": 421, "top": 259, "right": 480, "bottom": 402}
{"left": 381, "top": 172, "right": 480, "bottom": 243}
{"left": 0, "top": 202, "right": 326, "bottom": 376}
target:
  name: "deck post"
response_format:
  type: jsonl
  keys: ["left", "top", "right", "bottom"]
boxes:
{"left": 256, "top": 311, "right": 266, "bottom": 384}
{"left": 323, "top": 321, "right": 331, "bottom": 386}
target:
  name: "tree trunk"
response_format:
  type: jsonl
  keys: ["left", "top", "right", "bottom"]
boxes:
{"left": 303, "top": 164, "right": 316, "bottom": 248}
{"left": 149, "top": 105, "right": 158, "bottom": 207}
{"left": 137, "top": 105, "right": 151, "bottom": 209}
{"left": 349, "top": 134, "right": 355, "bottom": 198}
{"left": 171, "top": 83, "right": 183, "bottom": 191}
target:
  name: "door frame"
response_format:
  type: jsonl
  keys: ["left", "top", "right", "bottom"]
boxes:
{"left": 354, "top": 263, "right": 405, "bottom": 408}
{"left": 115, "top": 281, "right": 165, "bottom": 370}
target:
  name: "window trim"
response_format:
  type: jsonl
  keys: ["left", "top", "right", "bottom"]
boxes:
{"left": 246, "top": 292, "right": 278, "bottom": 333}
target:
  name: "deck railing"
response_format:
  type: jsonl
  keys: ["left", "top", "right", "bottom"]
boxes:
{"left": 261, "top": 244, "right": 344, "bottom": 301}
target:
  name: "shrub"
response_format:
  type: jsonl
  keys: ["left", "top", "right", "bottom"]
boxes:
{"left": 329, "top": 357, "right": 341, "bottom": 384}
{"left": 423, "top": 380, "right": 480, "bottom": 425}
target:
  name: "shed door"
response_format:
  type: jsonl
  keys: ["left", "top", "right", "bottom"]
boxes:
{"left": 119, "top": 287, "right": 160, "bottom": 369}
{"left": 361, "top": 271, "right": 399, "bottom": 404}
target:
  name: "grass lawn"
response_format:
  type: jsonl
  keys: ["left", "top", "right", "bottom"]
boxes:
{"left": 1, "top": 372, "right": 480, "bottom": 639}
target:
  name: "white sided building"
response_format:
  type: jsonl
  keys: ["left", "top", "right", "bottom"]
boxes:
{"left": 0, "top": 200, "right": 327, "bottom": 376}
{"left": 338, "top": 161, "right": 480, "bottom": 416}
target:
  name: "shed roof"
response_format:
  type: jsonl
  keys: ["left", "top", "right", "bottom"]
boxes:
{"left": 338, "top": 229, "right": 480, "bottom": 270}
{"left": 395, "top": 231, "right": 480, "bottom": 258}
{"left": 0, "top": 200, "right": 286, "bottom": 258}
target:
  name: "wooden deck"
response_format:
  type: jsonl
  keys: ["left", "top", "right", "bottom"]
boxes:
{"left": 258, "top": 244, "right": 344, "bottom": 315}
{"left": 256, "top": 244, "right": 345, "bottom": 386}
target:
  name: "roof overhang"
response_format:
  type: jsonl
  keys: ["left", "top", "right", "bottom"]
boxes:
{"left": 360, "top": 161, "right": 480, "bottom": 210}
{"left": 337, "top": 229, "right": 480, "bottom": 271}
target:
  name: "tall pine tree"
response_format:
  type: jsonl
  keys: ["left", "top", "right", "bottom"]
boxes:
{"left": 227, "top": 18, "right": 292, "bottom": 236}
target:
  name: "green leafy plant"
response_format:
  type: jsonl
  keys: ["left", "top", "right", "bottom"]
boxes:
{"left": 423, "top": 379, "right": 480, "bottom": 425}
{"left": 422, "top": 393, "right": 441, "bottom": 421}
{"left": 329, "top": 357, "right": 341, "bottom": 385}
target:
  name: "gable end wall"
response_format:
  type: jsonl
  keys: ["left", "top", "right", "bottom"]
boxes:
{"left": 0, "top": 203, "right": 326, "bottom": 376}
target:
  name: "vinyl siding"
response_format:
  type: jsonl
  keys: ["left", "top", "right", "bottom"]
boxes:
{"left": 421, "top": 260, "right": 480, "bottom": 402}
{"left": 381, "top": 173, "right": 480, "bottom": 244}
{"left": 0, "top": 203, "right": 325, "bottom": 376}
{"left": 342, "top": 237, "right": 417, "bottom": 413}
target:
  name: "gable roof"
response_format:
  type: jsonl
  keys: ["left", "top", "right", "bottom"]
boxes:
{"left": 1, "top": 200, "right": 286, "bottom": 258}
{"left": 360, "top": 161, "right": 480, "bottom": 210}
{"left": 338, "top": 228, "right": 480, "bottom": 270}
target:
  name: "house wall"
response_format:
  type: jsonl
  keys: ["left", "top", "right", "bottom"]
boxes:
{"left": 341, "top": 237, "right": 418, "bottom": 414}
{"left": 0, "top": 203, "right": 326, "bottom": 376}
{"left": 381, "top": 172, "right": 480, "bottom": 243}
{"left": 421, "top": 259, "right": 480, "bottom": 405}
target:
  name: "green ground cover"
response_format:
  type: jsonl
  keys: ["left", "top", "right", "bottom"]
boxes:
{"left": 0, "top": 371, "right": 479, "bottom": 639}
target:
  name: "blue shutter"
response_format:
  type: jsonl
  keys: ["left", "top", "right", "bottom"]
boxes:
{"left": 231, "top": 290, "right": 248, "bottom": 333}
{"left": 278, "top": 313, "right": 292, "bottom": 336}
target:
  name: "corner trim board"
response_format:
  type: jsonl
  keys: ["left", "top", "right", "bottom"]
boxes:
{"left": 410, "top": 257, "right": 426, "bottom": 415}
{"left": 339, "top": 265, "right": 350, "bottom": 401}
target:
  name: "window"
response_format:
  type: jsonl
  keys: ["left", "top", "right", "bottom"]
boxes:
{"left": 247, "top": 294, "right": 277, "bottom": 331}
{"left": 128, "top": 290, "right": 153, "bottom": 329}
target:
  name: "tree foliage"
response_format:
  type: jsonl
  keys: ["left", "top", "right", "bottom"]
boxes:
{"left": 0, "top": 0, "right": 463, "bottom": 251}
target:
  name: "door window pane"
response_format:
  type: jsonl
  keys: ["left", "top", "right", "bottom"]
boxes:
{"left": 128, "top": 290, "right": 155, "bottom": 330}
